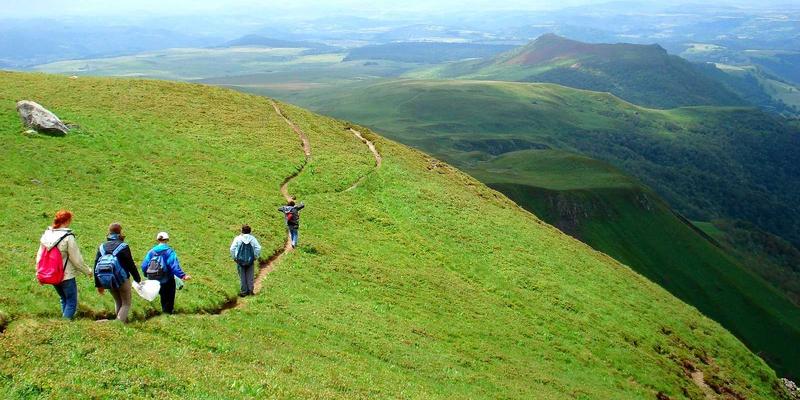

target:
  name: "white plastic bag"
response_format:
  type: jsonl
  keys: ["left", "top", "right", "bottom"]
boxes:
{"left": 134, "top": 280, "right": 161, "bottom": 302}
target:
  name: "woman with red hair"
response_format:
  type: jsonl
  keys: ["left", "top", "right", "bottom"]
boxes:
{"left": 35, "top": 210, "right": 91, "bottom": 319}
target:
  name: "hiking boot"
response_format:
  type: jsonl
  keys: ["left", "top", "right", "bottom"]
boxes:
{"left": 238, "top": 292, "right": 247, "bottom": 298}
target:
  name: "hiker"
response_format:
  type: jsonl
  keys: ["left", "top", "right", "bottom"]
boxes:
{"left": 94, "top": 223, "right": 141, "bottom": 323}
{"left": 140, "top": 232, "right": 191, "bottom": 314}
{"left": 35, "top": 210, "right": 91, "bottom": 319}
{"left": 230, "top": 225, "right": 262, "bottom": 297}
{"left": 278, "top": 200, "right": 305, "bottom": 248}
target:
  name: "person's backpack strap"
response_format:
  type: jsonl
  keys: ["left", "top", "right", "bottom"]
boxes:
{"left": 111, "top": 242, "right": 128, "bottom": 257}
{"left": 54, "top": 232, "right": 74, "bottom": 270}
{"left": 51, "top": 232, "right": 74, "bottom": 251}
{"left": 99, "top": 243, "right": 108, "bottom": 257}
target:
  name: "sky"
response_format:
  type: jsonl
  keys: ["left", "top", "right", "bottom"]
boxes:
{"left": 3, "top": 0, "right": 774, "bottom": 18}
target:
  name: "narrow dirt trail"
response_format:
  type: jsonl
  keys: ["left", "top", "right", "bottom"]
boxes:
{"left": 226, "top": 101, "right": 312, "bottom": 309}
{"left": 691, "top": 371, "right": 716, "bottom": 399}
{"left": 345, "top": 128, "right": 382, "bottom": 192}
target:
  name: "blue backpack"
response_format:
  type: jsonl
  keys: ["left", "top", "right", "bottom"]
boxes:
{"left": 235, "top": 241, "right": 255, "bottom": 267}
{"left": 95, "top": 242, "right": 129, "bottom": 289}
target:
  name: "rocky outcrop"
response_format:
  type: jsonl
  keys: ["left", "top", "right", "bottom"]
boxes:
{"left": 782, "top": 378, "right": 800, "bottom": 399}
{"left": 16, "top": 100, "right": 69, "bottom": 135}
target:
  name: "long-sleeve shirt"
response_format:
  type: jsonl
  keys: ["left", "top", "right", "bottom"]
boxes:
{"left": 278, "top": 203, "right": 305, "bottom": 228}
{"left": 37, "top": 227, "right": 91, "bottom": 280}
{"left": 230, "top": 234, "right": 262, "bottom": 260}
{"left": 93, "top": 235, "right": 141, "bottom": 286}
{"left": 140, "top": 244, "right": 186, "bottom": 280}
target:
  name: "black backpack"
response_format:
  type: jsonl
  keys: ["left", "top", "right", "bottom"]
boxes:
{"left": 145, "top": 249, "right": 171, "bottom": 284}
{"left": 235, "top": 241, "right": 255, "bottom": 267}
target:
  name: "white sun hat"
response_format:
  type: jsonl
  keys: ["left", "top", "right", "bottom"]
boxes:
{"left": 156, "top": 231, "right": 170, "bottom": 241}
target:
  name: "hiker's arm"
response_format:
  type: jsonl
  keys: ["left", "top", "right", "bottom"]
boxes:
{"left": 296, "top": 203, "right": 305, "bottom": 210}
{"left": 68, "top": 236, "right": 91, "bottom": 276}
{"left": 230, "top": 238, "right": 239, "bottom": 260}
{"left": 170, "top": 253, "right": 187, "bottom": 279}
{"left": 119, "top": 247, "right": 141, "bottom": 283}
{"left": 252, "top": 238, "right": 262, "bottom": 258}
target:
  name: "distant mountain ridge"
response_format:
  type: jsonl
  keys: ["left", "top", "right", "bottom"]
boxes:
{"left": 499, "top": 33, "right": 668, "bottom": 66}
{"left": 221, "top": 34, "right": 337, "bottom": 52}
{"left": 426, "top": 34, "right": 745, "bottom": 109}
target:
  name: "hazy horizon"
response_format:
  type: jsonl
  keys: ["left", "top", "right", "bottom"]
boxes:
{"left": 5, "top": 0, "right": 796, "bottom": 19}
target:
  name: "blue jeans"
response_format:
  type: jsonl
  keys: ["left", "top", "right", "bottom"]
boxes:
{"left": 289, "top": 228, "right": 299, "bottom": 248}
{"left": 53, "top": 278, "right": 78, "bottom": 319}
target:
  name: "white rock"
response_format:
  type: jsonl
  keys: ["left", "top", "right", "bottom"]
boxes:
{"left": 16, "top": 100, "right": 69, "bottom": 135}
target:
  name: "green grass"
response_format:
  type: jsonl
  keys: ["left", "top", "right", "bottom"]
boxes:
{"left": 281, "top": 80, "right": 800, "bottom": 378}
{"left": 469, "top": 149, "right": 638, "bottom": 190}
{"left": 0, "top": 72, "right": 790, "bottom": 399}
{"left": 694, "top": 219, "right": 800, "bottom": 307}
{"left": 473, "top": 151, "right": 800, "bottom": 379}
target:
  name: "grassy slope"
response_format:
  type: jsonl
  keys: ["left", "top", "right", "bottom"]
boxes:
{"left": 695, "top": 219, "right": 800, "bottom": 307}
{"left": 476, "top": 150, "right": 800, "bottom": 378}
{"left": 284, "top": 79, "right": 800, "bottom": 378}
{"left": 0, "top": 72, "right": 786, "bottom": 399}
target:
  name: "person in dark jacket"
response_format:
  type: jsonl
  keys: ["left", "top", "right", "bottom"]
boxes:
{"left": 140, "top": 231, "right": 191, "bottom": 314}
{"left": 278, "top": 200, "right": 305, "bottom": 248}
{"left": 95, "top": 223, "right": 141, "bottom": 323}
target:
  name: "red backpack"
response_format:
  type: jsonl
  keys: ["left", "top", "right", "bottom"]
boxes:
{"left": 36, "top": 232, "right": 74, "bottom": 285}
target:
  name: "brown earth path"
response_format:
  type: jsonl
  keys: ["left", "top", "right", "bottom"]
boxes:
{"left": 228, "top": 101, "right": 312, "bottom": 308}
{"left": 345, "top": 128, "right": 382, "bottom": 192}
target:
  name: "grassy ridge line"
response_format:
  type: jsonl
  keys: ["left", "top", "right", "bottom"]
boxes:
{"left": 409, "top": 34, "right": 744, "bottom": 109}
{"left": 0, "top": 72, "right": 785, "bottom": 398}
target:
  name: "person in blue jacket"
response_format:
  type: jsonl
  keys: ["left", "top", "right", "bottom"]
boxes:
{"left": 141, "top": 231, "right": 191, "bottom": 314}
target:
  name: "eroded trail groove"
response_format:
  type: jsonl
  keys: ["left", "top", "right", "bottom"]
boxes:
{"left": 345, "top": 128, "right": 382, "bottom": 192}
{"left": 226, "top": 101, "right": 313, "bottom": 310}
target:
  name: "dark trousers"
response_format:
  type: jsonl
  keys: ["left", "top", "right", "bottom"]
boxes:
{"left": 159, "top": 277, "right": 176, "bottom": 314}
{"left": 237, "top": 263, "right": 255, "bottom": 295}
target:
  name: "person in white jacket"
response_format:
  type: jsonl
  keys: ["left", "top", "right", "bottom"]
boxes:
{"left": 36, "top": 210, "right": 92, "bottom": 319}
{"left": 230, "top": 225, "right": 262, "bottom": 297}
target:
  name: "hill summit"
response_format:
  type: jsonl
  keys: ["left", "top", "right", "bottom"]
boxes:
{"left": 427, "top": 34, "right": 744, "bottom": 108}
{"left": 500, "top": 33, "right": 669, "bottom": 66}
